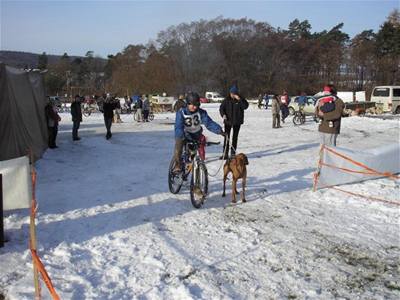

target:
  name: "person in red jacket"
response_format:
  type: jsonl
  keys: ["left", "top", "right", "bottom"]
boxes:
{"left": 45, "top": 97, "right": 61, "bottom": 148}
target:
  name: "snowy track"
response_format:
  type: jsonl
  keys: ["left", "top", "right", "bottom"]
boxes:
{"left": 1, "top": 105, "right": 399, "bottom": 299}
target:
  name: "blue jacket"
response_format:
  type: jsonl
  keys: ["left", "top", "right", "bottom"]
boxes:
{"left": 175, "top": 107, "right": 222, "bottom": 139}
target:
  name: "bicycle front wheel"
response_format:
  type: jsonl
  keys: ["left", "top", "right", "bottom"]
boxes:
{"left": 168, "top": 158, "right": 183, "bottom": 194}
{"left": 190, "top": 162, "right": 208, "bottom": 208}
{"left": 83, "top": 110, "right": 90, "bottom": 117}
{"left": 149, "top": 113, "right": 154, "bottom": 121}
{"left": 293, "top": 113, "right": 303, "bottom": 126}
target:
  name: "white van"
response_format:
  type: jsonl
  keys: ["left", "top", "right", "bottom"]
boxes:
{"left": 205, "top": 91, "right": 224, "bottom": 102}
{"left": 370, "top": 86, "right": 400, "bottom": 112}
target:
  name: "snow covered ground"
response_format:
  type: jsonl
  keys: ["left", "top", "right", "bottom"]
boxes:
{"left": 1, "top": 104, "right": 399, "bottom": 299}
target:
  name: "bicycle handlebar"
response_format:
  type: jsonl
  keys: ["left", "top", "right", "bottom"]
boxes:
{"left": 206, "top": 141, "right": 220, "bottom": 146}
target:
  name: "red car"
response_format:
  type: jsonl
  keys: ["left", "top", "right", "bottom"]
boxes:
{"left": 200, "top": 97, "right": 209, "bottom": 103}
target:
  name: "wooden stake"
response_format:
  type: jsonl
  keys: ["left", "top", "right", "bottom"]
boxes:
{"left": 29, "top": 152, "right": 41, "bottom": 299}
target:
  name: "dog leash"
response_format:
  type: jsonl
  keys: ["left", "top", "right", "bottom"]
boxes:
{"left": 208, "top": 137, "right": 230, "bottom": 177}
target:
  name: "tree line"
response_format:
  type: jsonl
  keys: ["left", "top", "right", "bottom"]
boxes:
{"left": 43, "top": 10, "right": 399, "bottom": 99}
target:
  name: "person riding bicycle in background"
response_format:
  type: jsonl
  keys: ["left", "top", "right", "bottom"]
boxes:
{"left": 173, "top": 92, "right": 225, "bottom": 173}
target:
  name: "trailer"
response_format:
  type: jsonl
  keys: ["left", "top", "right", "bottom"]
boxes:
{"left": 343, "top": 101, "right": 377, "bottom": 116}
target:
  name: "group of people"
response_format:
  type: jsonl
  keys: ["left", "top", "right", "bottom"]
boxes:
{"left": 130, "top": 94, "right": 151, "bottom": 122}
{"left": 171, "top": 83, "right": 344, "bottom": 173}
{"left": 172, "top": 85, "right": 249, "bottom": 173}
{"left": 46, "top": 83, "right": 343, "bottom": 163}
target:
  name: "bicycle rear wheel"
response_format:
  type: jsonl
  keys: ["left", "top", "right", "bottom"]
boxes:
{"left": 168, "top": 158, "right": 183, "bottom": 194}
{"left": 149, "top": 113, "right": 154, "bottom": 121}
{"left": 190, "top": 162, "right": 208, "bottom": 208}
{"left": 293, "top": 113, "right": 304, "bottom": 125}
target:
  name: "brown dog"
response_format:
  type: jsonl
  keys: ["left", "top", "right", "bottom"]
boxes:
{"left": 222, "top": 153, "right": 249, "bottom": 203}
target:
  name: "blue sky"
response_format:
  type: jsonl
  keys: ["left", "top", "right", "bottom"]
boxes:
{"left": 1, "top": 0, "right": 398, "bottom": 57}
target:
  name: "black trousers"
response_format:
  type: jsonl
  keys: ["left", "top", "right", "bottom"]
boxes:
{"left": 72, "top": 121, "right": 80, "bottom": 139}
{"left": 223, "top": 124, "right": 241, "bottom": 156}
{"left": 104, "top": 117, "right": 112, "bottom": 136}
{"left": 48, "top": 126, "right": 58, "bottom": 147}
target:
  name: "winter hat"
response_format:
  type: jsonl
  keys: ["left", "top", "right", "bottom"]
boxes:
{"left": 323, "top": 86, "right": 331, "bottom": 93}
{"left": 229, "top": 85, "right": 239, "bottom": 94}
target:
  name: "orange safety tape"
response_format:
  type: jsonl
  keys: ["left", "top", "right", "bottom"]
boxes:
{"left": 320, "top": 162, "right": 385, "bottom": 176}
{"left": 31, "top": 249, "right": 60, "bottom": 300}
{"left": 313, "top": 144, "right": 325, "bottom": 191}
{"left": 330, "top": 186, "right": 400, "bottom": 206}
{"left": 324, "top": 146, "right": 400, "bottom": 180}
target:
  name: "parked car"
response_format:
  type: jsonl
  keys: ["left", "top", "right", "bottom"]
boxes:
{"left": 288, "top": 96, "right": 316, "bottom": 115}
{"left": 370, "top": 86, "right": 400, "bottom": 112}
{"left": 205, "top": 91, "right": 224, "bottom": 102}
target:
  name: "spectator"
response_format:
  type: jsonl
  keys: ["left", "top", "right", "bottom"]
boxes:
{"left": 315, "top": 84, "right": 344, "bottom": 146}
{"left": 70, "top": 95, "right": 82, "bottom": 141}
{"left": 173, "top": 94, "right": 186, "bottom": 112}
{"left": 103, "top": 97, "right": 119, "bottom": 140}
{"left": 219, "top": 85, "right": 249, "bottom": 159}
{"left": 280, "top": 90, "right": 290, "bottom": 123}
{"left": 297, "top": 92, "right": 307, "bottom": 107}
{"left": 135, "top": 96, "right": 143, "bottom": 122}
{"left": 142, "top": 94, "right": 150, "bottom": 122}
{"left": 45, "top": 97, "right": 61, "bottom": 148}
{"left": 263, "top": 93, "right": 270, "bottom": 109}
{"left": 271, "top": 95, "right": 281, "bottom": 129}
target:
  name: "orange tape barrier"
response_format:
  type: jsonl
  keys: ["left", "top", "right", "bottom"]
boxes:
{"left": 323, "top": 146, "right": 400, "bottom": 180}
{"left": 30, "top": 249, "right": 60, "bottom": 300}
{"left": 30, "top": 158, "right": 60, "bottom": 300}
{"left": 313, "top": 145, "right": 399, "bottom": 206}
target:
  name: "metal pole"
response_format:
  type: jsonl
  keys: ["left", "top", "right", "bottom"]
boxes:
{"left": 0, "top": 174, "right": 3, "bottom": 248}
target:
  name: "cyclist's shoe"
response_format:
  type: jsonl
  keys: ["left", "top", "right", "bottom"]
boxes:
{"left": 73, "top": 137, "right": 81, "bottom": 141}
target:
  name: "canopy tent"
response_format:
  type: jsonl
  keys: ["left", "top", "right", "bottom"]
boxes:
{"left": 0, "top": 63, "right": 48, "bottom": 162}
{"left": 314, "top": 143, "right": 400, "bottom": 190}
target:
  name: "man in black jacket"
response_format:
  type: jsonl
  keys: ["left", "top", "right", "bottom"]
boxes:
{"left": 103, "top": 96, "right": 119, "bottom": 139}
{"left": 70, "top": 95, "right": 82, "bottom": 141}
{"left": 219, "top": 85, "right": 249, "bottom": 159}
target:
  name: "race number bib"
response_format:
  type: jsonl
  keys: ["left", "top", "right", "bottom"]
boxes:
{"left": 182, "top": 111, "right": 201, "bottom": 134}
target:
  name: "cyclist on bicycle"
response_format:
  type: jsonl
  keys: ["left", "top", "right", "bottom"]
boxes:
{"left": 173, "top": 92, "right": 225, "bottom": 173}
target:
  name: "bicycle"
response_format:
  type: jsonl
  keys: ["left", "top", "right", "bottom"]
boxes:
{"left": 292, "top": 106, "right": 319, "bottom": 126}
{"left": 82, "top": 103, "right": 97, "bottom": 117}
{"left": 168, "top": 139, "right": 219, "bottom": 208}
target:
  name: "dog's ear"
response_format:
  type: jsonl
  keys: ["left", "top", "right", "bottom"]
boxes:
{"left": 243, "top": 154, "right": 249, "bottom": 165}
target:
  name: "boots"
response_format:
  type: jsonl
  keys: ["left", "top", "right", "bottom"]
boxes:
{"left": 173, "top": 138, "right": 184, "bottom": 173}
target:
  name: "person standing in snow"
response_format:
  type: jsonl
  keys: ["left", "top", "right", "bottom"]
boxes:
{"left": 135, "top": 96, "right": 143, "bottom": 122}
{"left": 70, "top": 95, "right": 82, "bottom": 141}
{"left": 315, "top": 84, "right": 344, "bottom": 146}
{"left": 142, "top": 94, "right": 150, "bottom": 122}
{"left": 45, "top": 97, "right": 61, "bottom": 148}
{"left": 271, "top": 95, "right": 281, "bottom": 129}
{"left": 172, "top": 92, "right": 225, "bottom": 173}
{"left": 280, "top": 90, "right": 290, "bottom": 123}
{"left": 219, "top": 85, "right": 249, "bottom": 159}
{"left": 103, "top": 97, "right": 119, "bottom": 140}
{"left": 173, "top": 94, "right": 186, "bottom": 112}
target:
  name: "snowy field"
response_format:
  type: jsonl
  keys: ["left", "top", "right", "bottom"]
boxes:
{"left": 1, "top": 104, "right": 399, "bottom": 299}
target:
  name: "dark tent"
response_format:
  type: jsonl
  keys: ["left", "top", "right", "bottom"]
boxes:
{"left": 0, "top": 63, "right": 48, "bottom": 161}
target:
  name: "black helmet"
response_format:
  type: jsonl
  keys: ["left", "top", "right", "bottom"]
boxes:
{"left": 186, "top": 92, "right": 200, "bottom": 107}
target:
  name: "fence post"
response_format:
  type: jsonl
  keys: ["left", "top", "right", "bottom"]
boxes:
{"left": 1, "top": 174, "right": 3, "bottom": 248}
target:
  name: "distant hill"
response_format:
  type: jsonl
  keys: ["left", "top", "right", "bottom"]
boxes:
{"left": 0, "top": 50, "right": 106, "bottom": 69}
